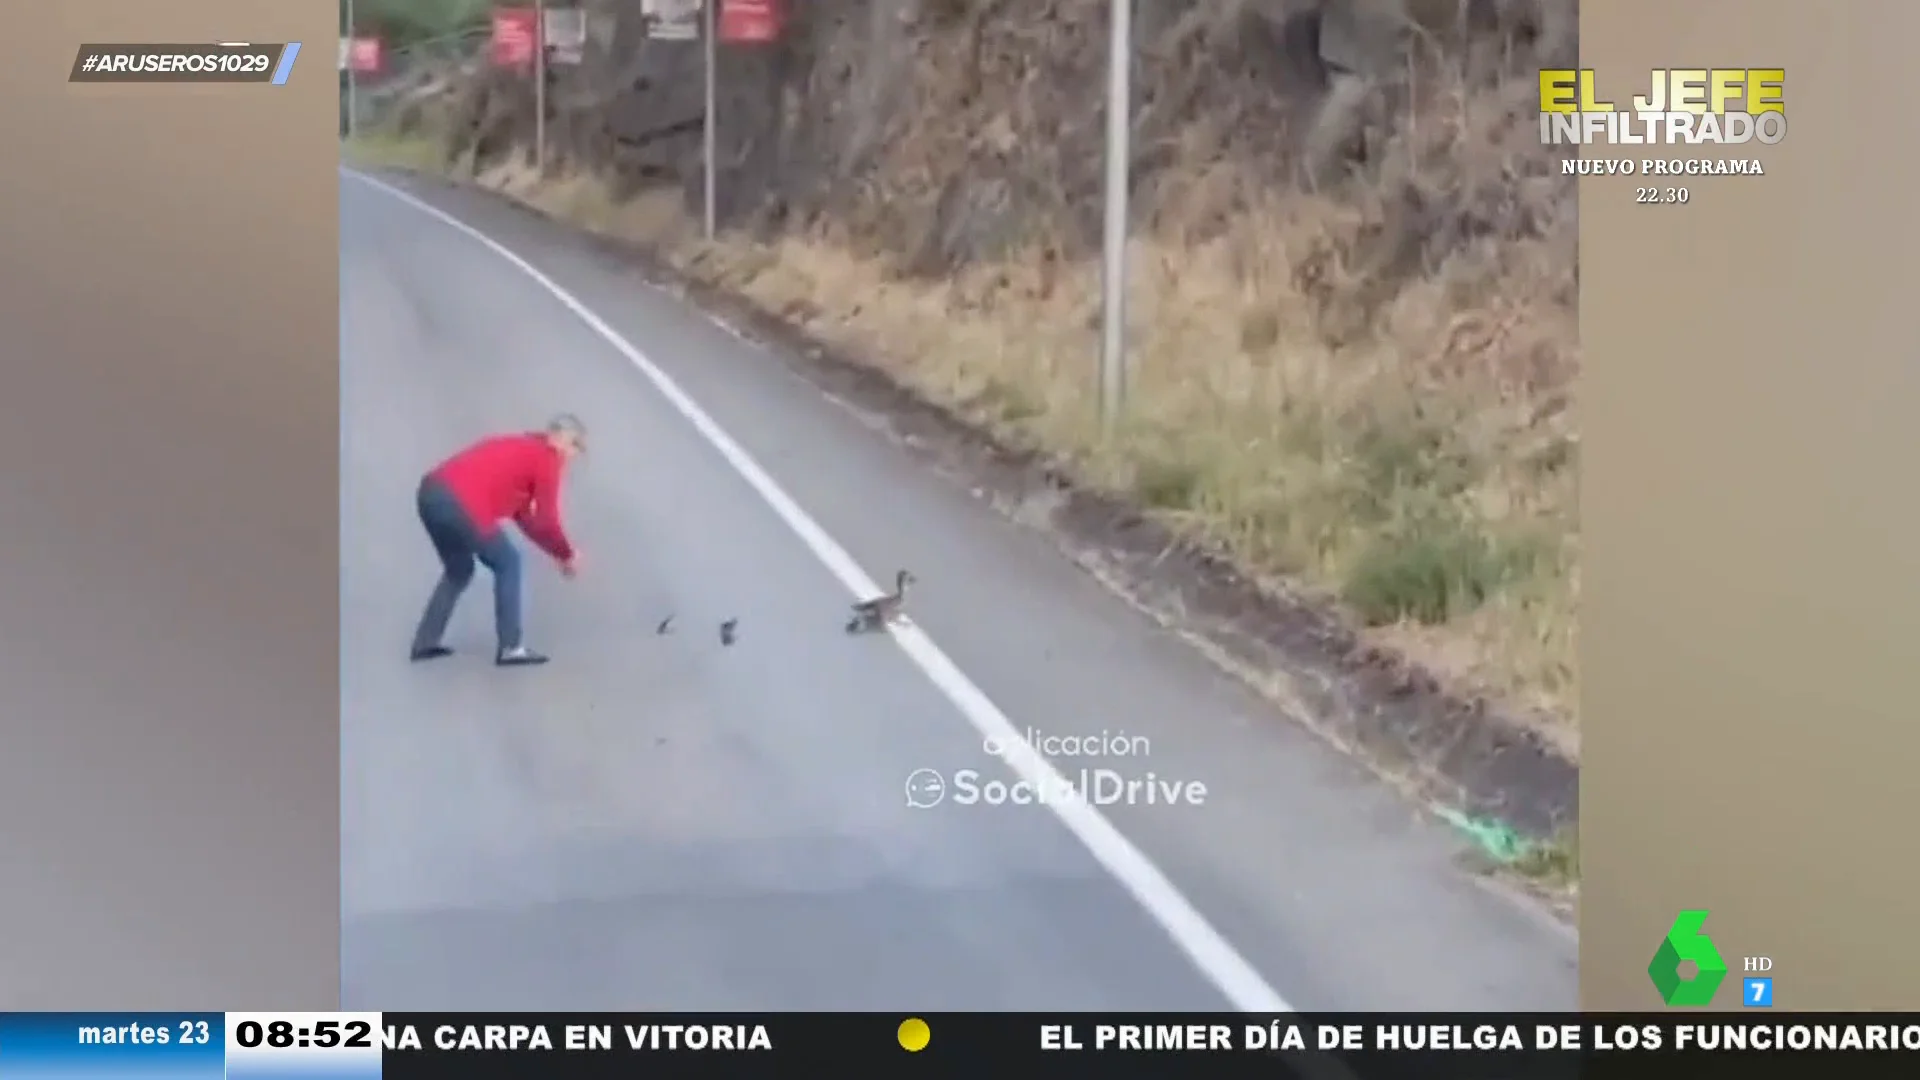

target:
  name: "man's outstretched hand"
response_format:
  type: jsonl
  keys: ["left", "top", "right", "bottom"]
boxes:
{"left": 559, "top": 555, "right": 580, "bottom": 579}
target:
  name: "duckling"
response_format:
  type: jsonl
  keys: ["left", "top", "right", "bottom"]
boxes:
{"left": 846, "top": 570, "right": 915, "bottom": 634}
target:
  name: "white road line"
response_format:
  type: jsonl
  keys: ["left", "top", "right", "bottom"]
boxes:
{"left": 341, "top": 168, "right": 1296, "bottom": 1013}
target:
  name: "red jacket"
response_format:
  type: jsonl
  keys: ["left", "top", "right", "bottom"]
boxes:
{"left": 430, "top": 433, "right": 576, "bottom": 560}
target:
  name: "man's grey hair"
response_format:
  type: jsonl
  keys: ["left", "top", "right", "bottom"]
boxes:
{"left": 547, "top": 413, "right": 586, "bottom": 442}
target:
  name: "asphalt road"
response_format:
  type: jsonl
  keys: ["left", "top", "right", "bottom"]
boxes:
{"left": 338, "top": 168, "right": 1577, "bottom": 1012}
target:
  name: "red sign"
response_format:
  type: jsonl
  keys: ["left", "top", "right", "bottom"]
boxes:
{"left": 347, "top": 36, "right": 383, "bottom": 73}
{"left": 490, "top": 7, "right": 540, "bottom": 68}
{"left": 718, "top": 0, "right": 782, "bottom": 43}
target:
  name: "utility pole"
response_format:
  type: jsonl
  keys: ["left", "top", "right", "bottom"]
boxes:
{"left": 1098, "top": 0, "right": 1132, "bottom": 434}
{"left": 533, "top": 0, "right": 548, "bottom": 173}
{"left": 702, "top": 0, "right": 717, "bottom": 239}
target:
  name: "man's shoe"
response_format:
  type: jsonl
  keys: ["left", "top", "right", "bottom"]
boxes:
{"left": 410, "top": 645, "right": 454, "bottom": 662}
{"left": 496, "top": 645, "right": 550, "bottom": 667}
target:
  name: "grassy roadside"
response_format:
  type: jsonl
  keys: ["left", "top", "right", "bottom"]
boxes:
{"left": 345, "top": 130, "right": 1581, "bottom": 884}
{"left": 343, "top": 132, "right": 446, "bottom": 173}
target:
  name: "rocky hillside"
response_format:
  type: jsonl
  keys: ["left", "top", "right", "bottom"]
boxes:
{"left": 423, "top": 1, "right": 1574, "bottom": 252}
{"left": 385, "top": 0, "right": 1583, "bottom": 766}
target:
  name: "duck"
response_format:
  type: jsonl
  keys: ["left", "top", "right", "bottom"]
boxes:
{"left": 846, "top": 570, "right": 915, "bottom": 634}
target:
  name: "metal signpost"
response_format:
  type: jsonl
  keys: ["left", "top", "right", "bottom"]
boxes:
{"left": 699, "top": 1, "right": 780, "bottom": 239}
{"left": 533, "top": 0, "right": 548, "bottom": 174}
{"left": 342, "top": 0, "right": 355, "bottom": 137}
{"left": 1099, "top": 0, "right": 1132, "bottom": 433}
{"left": 703, "top": 0, "right": 717, "bottom": 239}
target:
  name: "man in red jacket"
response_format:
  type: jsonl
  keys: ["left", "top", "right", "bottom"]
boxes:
{"left": 409, "top": 414, "right": 586, "bottom": 666}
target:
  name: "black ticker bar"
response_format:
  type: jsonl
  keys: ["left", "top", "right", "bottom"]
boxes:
{"left": 376, "top": 1012, "right": 1920, "bottom": 1079}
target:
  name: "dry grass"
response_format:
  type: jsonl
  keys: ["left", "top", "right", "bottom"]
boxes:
{"left": 704, "top": 214, "right": 1578, "bottom": 752}
{"left": 346, "top": 2, "right": 1582, "bottom": 758}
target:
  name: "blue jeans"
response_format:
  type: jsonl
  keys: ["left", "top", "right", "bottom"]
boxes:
{"left": 411, "top": 477, "right": 523, "bottom": 653}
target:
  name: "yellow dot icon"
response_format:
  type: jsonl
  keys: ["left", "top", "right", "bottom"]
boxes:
{"left": 897, "top": 1017, "right": 930, "bottom": 1052}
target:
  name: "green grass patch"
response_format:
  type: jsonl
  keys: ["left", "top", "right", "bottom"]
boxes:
{"left": 342, "top": 132, "right": 446, "bottom": 173}
{"left": 1341, "top": 509, "right": 1543, "bottom": 626}
{"left": 1508, "top": 827, "right": 1579, "bottom": 887}
{"left": 351, "top": 0, "right": 491, "bottom": 49}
